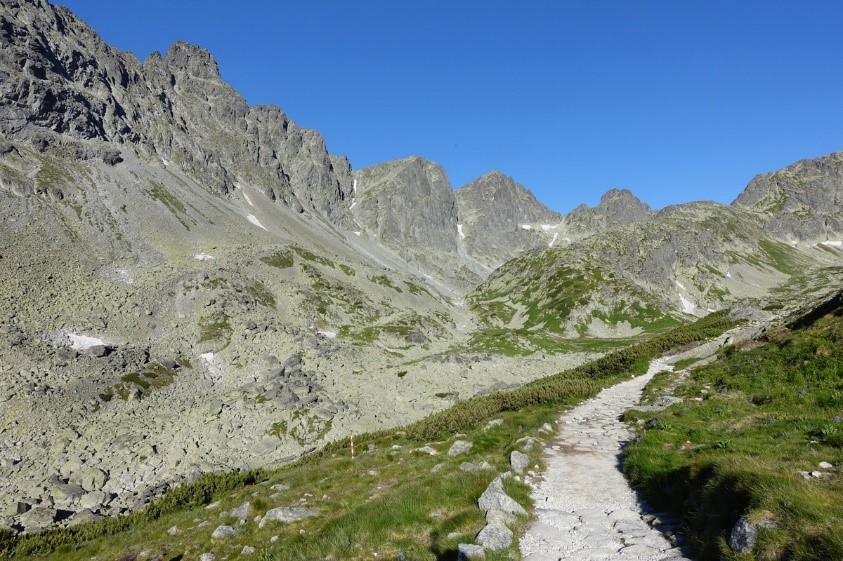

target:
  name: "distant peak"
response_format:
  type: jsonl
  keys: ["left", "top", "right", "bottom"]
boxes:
{"left": 599, "top": 188, "right": 641, "bottom": 204}
{"left": 164, "top": 41, "right": 220, "bottom": 80}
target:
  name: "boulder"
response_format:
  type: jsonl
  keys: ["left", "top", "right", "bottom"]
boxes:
{"left": 730, "top": 513, "right": 778, "bottom": 553}
{"left": 448, "top": 440, "right": 472, "bottom": 456}
{"left": 19, "top": 506, "right": 58, "bottom": 531}
{"left": 510, "top": 451, "right": 529, "bottom": 474}
{"left": 211, "top": 525, "right": 236, "bottom": 539}
{"left": 477, "top": 474, "right": 526, "bottom": 516}
{"left": 457, "top": 543, "right": 486, "bottom": 560}
{"left": 476, "top": 523, "right": 513, "bottom": 550}
{"left": 258, "top": 507, "right": 318, "bottom": 528}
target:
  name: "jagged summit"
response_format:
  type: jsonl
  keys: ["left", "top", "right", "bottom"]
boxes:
{"left": 159, "top": 41, "right": 221, "bottom": 79}
{"left": 0, "top": 0, "right": 353, "bottom": 222}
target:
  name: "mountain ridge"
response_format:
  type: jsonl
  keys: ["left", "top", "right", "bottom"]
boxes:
{"left": 1, "top": 0, "right": 843, "bottom": 536}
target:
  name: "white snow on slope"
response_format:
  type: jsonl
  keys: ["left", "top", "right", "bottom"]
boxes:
{"left": 194, "top": 253, "right": 215, "bottom": 261}
{"left": 674, "top": 280, "right": 686, "bottom": 291}
{"left": 246, "top": 214, "right": 267, "bottom": 231}
{"left": 520, "top": 224, "right": 532, "bottom": 230}
{"left": 540, "top": 224, "right": 557, "bottom": 233}
{"left": 679, "top": 294, "right": 697, "bottom": 314}
{"left": 66, "top": 333, "right": 106, "bottom": 350}
{"left": 823, "top": 240, "right": 843, "bottom": 247}
{"left": 549, "top": 232, "right": 559, "bottom": 247}
{"left": 200, "top": 352, "right": 223, "bottom": 381}
{"left": 349, "top": 200, "right": 357, "bottom": 210}
{"left": 243, "top": 192, "right": 254, "bottom": 207}
{"left": 457, "top": 224, "right": 465, "bottom": 239}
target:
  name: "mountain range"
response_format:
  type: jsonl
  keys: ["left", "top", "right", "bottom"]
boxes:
{"left": 0, "top": 0, "right": 842, "bottom": 533}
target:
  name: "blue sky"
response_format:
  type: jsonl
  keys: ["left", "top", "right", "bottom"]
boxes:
{"left": 59, "top": 1, "right": 843, "bottom": 213}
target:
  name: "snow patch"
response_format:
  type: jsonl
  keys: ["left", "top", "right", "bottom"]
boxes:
{"left": 161, "top": 159, "right": 170, "bottom": 167}
{"left": 353, "top": 231, "right": 361, "bottom": 236}
{"left": 520, "top": 224, "right": 532, "bottom": 230}
{"left": 246, "top": 214, "right": 267, "bottom": 231}
{"left": 243, "top": 192, "right": 254, "bottom": 207}
{"left": 548, "top": 232, "right": 559, "bottom": 247}
{"left": 823, "top": 240, "right": 843, "bottom": 247}
{"left": 353, "top": 178, "right": 358, "bottom": 193}
{"left": 66, "top": 333, "right": 106, "bottom": 351}
{"left": 674, "top": 280, "right": 686, "bottom": 291}
{"left": 457, "top": 224, "right": 465, "bottom": 239}
{"left": 540, "top": 224, "right": 556, "bottom": 233}
{"left": 194, "top": 253, "right": 215, "bottom": 261}
{"left": 317, "top": 330, "right": 337, "bottom": 339}
{"left": 725, "top": 271, "right": 732, "bottom": 278}
{"left": 200, "top": 352, "right": 223, "bottom": 380}
{"left": 679, "top": 294, "right": 697, "bottom": 314}
{"left": 349, "top": 200, "right": 357, "bottom": 210}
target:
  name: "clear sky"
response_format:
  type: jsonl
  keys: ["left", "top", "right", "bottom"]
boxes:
{"left": 57, "top": 1, "right": 843, "bottom": 213}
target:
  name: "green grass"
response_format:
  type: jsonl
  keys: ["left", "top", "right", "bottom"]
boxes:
{"left": 290, "top": 245, "right": 335, "bottom": 268}
{"left": 260, "top": 249, "right": 294, "bottom": 268}
{"left": 148, "top": 180, "right": 192, "bottom": 230}
{"left": 370, "top": 275, "right": 403, "bottom": 293}
{"left": 242, "top": 280, "right": 276, "bottom": 308}
{"left": 2, "top": 312, "right": 734, "bottom": 561}
{"left": 198, "top": 313, "right": 232, "bottom": 347}
{"left": 624, "top": 294, "right": 843, "bottom": 560}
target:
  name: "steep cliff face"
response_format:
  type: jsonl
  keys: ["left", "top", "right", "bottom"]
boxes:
{"left": 350, "top": 156, "right": 485, "bottom": 287}
{"left": 0, "top": 0, "right": 352, "bottom": 223}
{"left": 454, "top": 171, "right": 562, "bottom": 268}
{"left": 733, "top": 151, "right": 843, "bottom": 243}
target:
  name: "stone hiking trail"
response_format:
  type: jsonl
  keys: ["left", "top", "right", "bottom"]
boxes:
{"left": 520, "top": 358, "right": 693, "bottom": 561}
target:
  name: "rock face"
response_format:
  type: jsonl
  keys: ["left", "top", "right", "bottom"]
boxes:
{"left": 454, "top": 171, "right": 562, "bottom": 268}
{"left": 352, "top": 156, "right": 485, "bottom": 287}
{"left": 0, "top": 0, "right": 352, "bottom": 223}
{"left": 564, "top": 188, "right": 654, "bottom": 237}
{"left": 353, "top": 157, "right": 458, "bottom": 255}
{"left": 734, "top": 151, "right": 843, "bottom": 242}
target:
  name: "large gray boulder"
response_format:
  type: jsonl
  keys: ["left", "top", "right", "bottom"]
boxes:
{"left": 476, "top": 522, "right": 513, "bottom": 550}
{"left": 477, "top": 474, "right": 526, "bottom": 516}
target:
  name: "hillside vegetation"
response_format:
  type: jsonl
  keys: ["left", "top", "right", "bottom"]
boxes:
{"left": 0, "top": 313, "right": 735, "bottom": 561}
{"left": 624, "top": 292, "right": 843, "bottom": 560}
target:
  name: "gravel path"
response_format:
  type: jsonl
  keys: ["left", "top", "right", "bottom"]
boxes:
{"left": 519, "top": 358, "right": 693, "bottom": 561}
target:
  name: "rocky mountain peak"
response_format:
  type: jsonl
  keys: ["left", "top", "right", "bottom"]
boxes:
{"left": 733, "top": 151, "right": 843, "bottom": 242}
{"left": 595, "top": 188, "right": 653, "bottom": 220}
{"left": 163, "top": 41, "right": 221, "bottom": 80}
{"left": 562, "top": 187, "right": 653, "bottom": 239}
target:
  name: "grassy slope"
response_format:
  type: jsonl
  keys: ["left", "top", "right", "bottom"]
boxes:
{"left": 624, "top": 293, "right": 843, "bottom": 561}
{"left": 0, "top": 312, "right": 734, "bottom": 561}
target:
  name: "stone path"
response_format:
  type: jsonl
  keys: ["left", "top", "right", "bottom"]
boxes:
{"left": 519, "top": 358, "right": 692, "bottom": 561}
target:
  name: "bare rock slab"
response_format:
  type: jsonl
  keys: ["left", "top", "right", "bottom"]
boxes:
{"left": 258, "top": 507, "right": 318, "bottom": 528}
